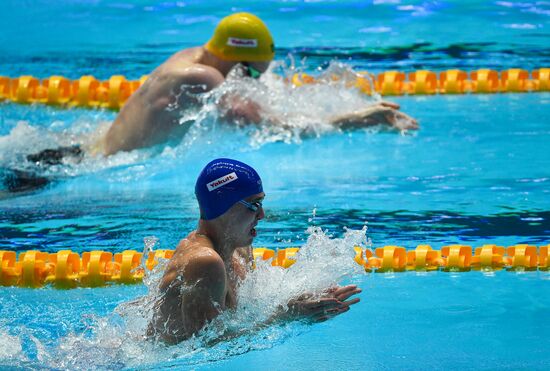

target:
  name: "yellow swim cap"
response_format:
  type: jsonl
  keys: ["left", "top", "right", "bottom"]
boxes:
{"left": 205, "top": 13, "right": 275, "bottom": 62}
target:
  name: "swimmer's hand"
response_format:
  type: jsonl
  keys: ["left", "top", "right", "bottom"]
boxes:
{"left": 219, "top": 95, "right": 264, "bottom": 125}
{"left": 286, "top": 285, "right": 362, "bottom": 322}
{"left": 330, "top": 101, "right": 419, "bottom": 131}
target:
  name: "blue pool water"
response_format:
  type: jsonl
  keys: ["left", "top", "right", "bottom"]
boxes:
{"left": 1, "top": 1, "right": 550, "bottom": 370}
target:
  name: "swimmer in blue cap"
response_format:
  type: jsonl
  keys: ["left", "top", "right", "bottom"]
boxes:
{"left": 147, "top": 158, "right": 361, "bottom": 344}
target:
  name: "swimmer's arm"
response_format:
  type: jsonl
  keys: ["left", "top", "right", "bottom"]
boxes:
{"left": 330, "top": 101, "right": 419, "bottom": 130}
{"left": 202, "top": 285, "right": 361, "bottom": 345}
{"left": 199, "top": 285, "right": 361, "bottom": 348}
{"left": 152, "top": 254, "right": 226, "bottom": 344}
{"left": 219, "top": 96, "right": 417, "bottom": 131}
{"left": 218, "top": 95, "right": 269, "bottom": 125}
{"left": 179, "top": 255, "right": 227, "bottom": 334}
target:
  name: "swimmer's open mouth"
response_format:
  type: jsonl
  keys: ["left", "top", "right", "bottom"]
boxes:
{"left": 251, "top": 227, "right": 257, "bottom": 237}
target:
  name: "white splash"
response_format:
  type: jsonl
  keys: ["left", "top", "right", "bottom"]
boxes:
{"left": 0, "top": 330, "right": 23, "bottom": 361}
{"left": 206, "top": 60, "right": 381, "bottom": 147}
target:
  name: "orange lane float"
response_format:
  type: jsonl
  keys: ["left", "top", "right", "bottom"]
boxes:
{"left": 1, "top": 244, "right": 549, "bottom": 288}
{"left": 71, "top": 75, "right": 101, "bottom": 108}
{"left": 439, "top": 69, "right": 469, "bottom": 94}
{"left": 39, "top": 76, "right": 72, "bottom": 105}
{"left": 501, "top": 68, "right": 530, "bottom": 93}
{"left": 532, "top": 68, "right": 550, "bottom": 91}
{"left": 406, "top": 245, "right": 444, "bottom": 271}
{"left": 407, "top": 70, "right": 438, "bottom": 95}
{"left": 539, "top": 245, "right": 550, "bottom": 271}
{"left": 470, "top": 69, "right": 500, "bottom": 93}
{"left": 471, "top": 245, "right": 506, "bottom": 271}
{"left": 376, "top": 71, "right": 406, "bottom": 96}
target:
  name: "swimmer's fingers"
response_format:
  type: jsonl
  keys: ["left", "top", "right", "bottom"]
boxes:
{"left": 329, "top": 284, "right": 358, "bottom": 297}
{"left": 312, "top": 305, "right": 352, "bottom": 322}
{"left": 289, "top": 297, "right": 341, "bottom": 316}
{"left": 305, "top": 298, "right": 342, "bottom": 314}
{"left": 309, "top": 295, "right": 360, "bottom": 316}
{"left": 379, "top": 101, "right": 400, "bottom": 110}
{"left": 325, "top": 284, "right": 356, "bottom": 295}
{"left": 328, "top": 285, "right": 362, "bottom": 301}
{"left": 336, "top": 288, "right": 362, "bottom": 303}
{"left": 340, "top": 297, "right": 361, "bottom": 307}
{"left": 304, "top": 299, "right": 360, "bottom": 322}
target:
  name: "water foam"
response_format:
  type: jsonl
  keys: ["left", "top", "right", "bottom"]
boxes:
{"left": 0, "top": 330, "right": 23, "bottom": 362}
{"left": 207, "top": 60, "right": 381, "bottom": 146}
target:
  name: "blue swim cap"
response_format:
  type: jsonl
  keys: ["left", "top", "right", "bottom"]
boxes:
{"left": 195, "top": 158, "right": 263, "bottom": 220}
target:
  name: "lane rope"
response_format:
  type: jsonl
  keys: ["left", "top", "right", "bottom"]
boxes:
{"left": 0, "top": 68, "right": 549, "bottom": 110}
{"left": 1, "top": 244, "right": 548, "bottom": 288}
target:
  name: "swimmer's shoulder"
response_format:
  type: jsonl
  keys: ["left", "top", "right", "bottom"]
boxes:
{"left": 157, "top": 49, "right": 224, "bottom": 91}
{"left": 174, "top": 231, "right": 215, "bottom": 253}
{"left": 162, "top": 233, "right": 225, "bottom": 289}
{"left": 166, "top": 64, "right": 224, "bottom": 93}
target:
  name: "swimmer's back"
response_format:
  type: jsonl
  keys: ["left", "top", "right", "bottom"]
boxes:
{"left": 101, "top": 48, "right": 224, "bottom": 155}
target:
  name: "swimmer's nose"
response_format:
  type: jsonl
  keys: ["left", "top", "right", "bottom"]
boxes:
{"left": 257, "top": 205, "right": 265, "bottom": 220}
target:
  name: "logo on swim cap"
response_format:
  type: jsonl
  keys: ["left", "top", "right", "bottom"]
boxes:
{"left": 207, "top": 172, "right": 238, "bottom": 191}
{"left": 227, "top": 37, "right": 258, "bottom": 48}
{"left": 195, "top": 158, "right": 263, "bottom": 220}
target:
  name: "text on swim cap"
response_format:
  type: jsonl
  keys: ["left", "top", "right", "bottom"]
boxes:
{"left": 207, "top": 172, "right": 239, "bottom": 191}
{"left": 227, "top": 37, "right": 258, "bottom": 48}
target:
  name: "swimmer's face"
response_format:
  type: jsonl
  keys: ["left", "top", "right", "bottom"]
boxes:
{"left": 241, "top": 61, "right": 271, "bottom": 79}
{"left": 221, "top": 192, "right": 265, "bottom": 246}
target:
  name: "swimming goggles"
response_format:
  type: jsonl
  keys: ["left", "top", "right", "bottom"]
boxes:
{"left": 239, "top": 199, "right": 263, "bottom": 212}
{"left": 242, "top": 62, "right": 262, "bottom": 79}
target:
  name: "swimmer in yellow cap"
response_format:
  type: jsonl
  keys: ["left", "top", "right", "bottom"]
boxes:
{"left": 13, "top": 13, "right": 280, "bottom": 193}
{"left": 20, "top": 12, "right": 417, "bottom": 179}
{"left": 97, "top": 12, "right": 417, "bottom": 156}
{"left": 99, "top": 12, "right": 276, "bottom": 155}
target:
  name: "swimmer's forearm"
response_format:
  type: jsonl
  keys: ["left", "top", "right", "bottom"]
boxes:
{"left": 329, "top": 106, "right": 382, "bottom": 129}
{"left": 207, "top": 306, "right": 296, "bottom": 346}
{"left": 330, "top": 105, "right": 419, "bottom": 131}
{"left": 218, "top": 93, "right": 287, "bottom": 127}
{"left": 199, "top": 315, "right": 280, "bottom": 348}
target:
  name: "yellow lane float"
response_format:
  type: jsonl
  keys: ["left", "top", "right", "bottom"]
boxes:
{"left": 0, "top": 244, "right": 548, "bottom": 288}
{"left": 0, "top": 68, "right": 549, "bottom": 109}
